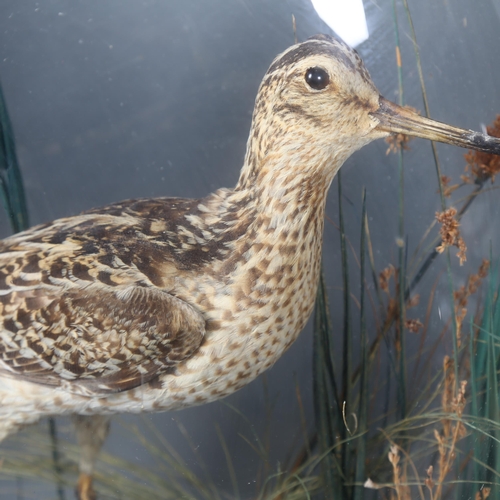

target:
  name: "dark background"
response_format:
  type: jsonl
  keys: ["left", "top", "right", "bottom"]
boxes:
{"left": 0, "top": 0, "right": 499, "bottom": 498}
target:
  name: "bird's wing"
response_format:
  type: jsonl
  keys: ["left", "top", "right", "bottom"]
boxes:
{"left": 0, "top": 196, "right": 232, "bottom": 396}
{"left": 0, "top": 281, "right": 205, "bottom": 395}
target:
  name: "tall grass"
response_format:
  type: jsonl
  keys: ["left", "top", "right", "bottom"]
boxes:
{"left": 0, "top": 82, "right": 29, "bottom": 233}
{"left": 313, "top": 1, "right": 500, "bottom": 499}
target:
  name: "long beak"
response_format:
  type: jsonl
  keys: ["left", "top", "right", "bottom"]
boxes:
{"left": 372, "top": 97, "right": 500, "bottom": 155}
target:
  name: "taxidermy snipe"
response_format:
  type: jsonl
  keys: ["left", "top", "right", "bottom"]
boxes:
{"left": 0, "top": 34, "right": 499, "bottom": 499}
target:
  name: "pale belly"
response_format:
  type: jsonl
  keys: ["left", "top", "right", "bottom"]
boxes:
{"left": 0, "top": 263, "right": 318, "bottom": 436}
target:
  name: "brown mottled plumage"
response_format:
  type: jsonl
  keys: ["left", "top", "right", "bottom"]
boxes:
{"left": 1, "top": 34, "right": 499, "bottom": 498}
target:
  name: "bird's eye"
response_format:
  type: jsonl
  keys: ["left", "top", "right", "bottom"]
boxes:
{"left": 305, "top": 67, "right": 330, "bottom": 90}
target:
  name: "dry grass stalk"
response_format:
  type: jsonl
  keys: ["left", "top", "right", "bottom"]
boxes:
{"left": 453, "top": 259, "right": 490, "bottom": 347}
{"left": 424, "top": 465, "right": 435, "bottom": 500}
{"left": 435, "top": 207, "right": 467, "bottom": 265}
{"left": 388, "top": 444, "right": 411, "bottom": 500}
{"left": 379, "top": 264, "right": 402, "bottom": 351}
{"left": 379, "top": 265, "right": 422, "bottom": 340}
{"left": 440, "top": 175, "right": 459, "bottom": 198}
{"left": 475, "top": 487, "right": 491, "bottom": 499}
{"left": 429, "top": 357, "right": 467, "bottom": 500}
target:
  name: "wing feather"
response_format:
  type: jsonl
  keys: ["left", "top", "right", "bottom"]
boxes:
{"left": 0, "top": 282, "right": 205, "bottom": 395}
{"left": 0, "top": 198, "right": 219, "bottom": 396}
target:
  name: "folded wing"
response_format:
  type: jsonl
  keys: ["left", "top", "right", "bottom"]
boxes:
{"left": 0, "top": 282, "right": 205, "bottom": 395}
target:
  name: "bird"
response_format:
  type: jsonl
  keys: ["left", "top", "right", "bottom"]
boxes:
{"left": 0, "top": 34, "right": 499, "bottom": 499}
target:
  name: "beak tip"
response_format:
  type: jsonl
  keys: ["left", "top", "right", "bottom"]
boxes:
{"left": 466, "top": 131, "right": 500, "bottom": 155}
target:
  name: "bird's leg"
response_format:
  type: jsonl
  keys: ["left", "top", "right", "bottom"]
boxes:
{"left": 71, "top": 415, "right": 110, "bottom": 500}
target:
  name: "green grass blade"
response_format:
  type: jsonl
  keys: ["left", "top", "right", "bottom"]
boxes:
{"left": 470, "top": 316, "right": 481, "bottom": 490}
{"left": 486, "top": 264, "right": 499, "bottom": 494}
{"left": 214, "top": 424, "right": 240, "bottom": 500}
{"left": 312, "top": 273, "right": 344, "bottom": 499}
{"left": 0, "top": 81, "right": 29, "bottom": 232}
{"left": 400, "top": 0, "right": 446, "bottom": 206}
{"left": 391, "top": 0, "right": 407, "bottom": 421}
{"left": 353, "top": 189, "right": 368, "bottom": 500}
{"left": 337, "top": 170, "right": 353, "bottom": 493}
{"left": 467, "top": 260, "right": 500, "bottom": 498}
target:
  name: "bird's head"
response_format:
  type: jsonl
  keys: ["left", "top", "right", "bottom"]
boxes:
{"left": 238, "top": 34, "right": 500, "bottom": 190}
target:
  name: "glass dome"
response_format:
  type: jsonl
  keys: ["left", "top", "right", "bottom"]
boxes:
{"left": 0, "top": 0, "right": 499, "bottom": 498}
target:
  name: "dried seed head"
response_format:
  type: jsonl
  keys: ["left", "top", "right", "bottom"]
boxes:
{"left": 405, "top": 318, "right": 423, "bottom": 333}
{"left": 436, "top": 207, "right": 467, "bottom": 265}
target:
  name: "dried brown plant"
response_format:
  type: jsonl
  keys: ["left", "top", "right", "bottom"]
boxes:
{"left": 440, "top": 175, "right": 460, "bottom": 198}
{"left": 430, "top": 357, "right": 468, "bottom": 500}
{"left": 475, "top": 487, "right": 491, "bottom": 499}
{"left": 425, "top": 465, "right": 435, "bottom": 499}
{"left": 388, "top": 445, "right": 411, "bottom": 500}
{"left": 407, "top": 294, "right": 420, "bottom": 309}
{"left": 404, "top": 318, "right": 423, "bottom": 333}
{"left": 435, "top": 207, "right": 467, "bottom": 265}
{"left": 379, "top": 264, "right": 422, "bottom": 350}
{"left": 379, "top": 264, "right": 396, "bottom": 294}
{"left": 453, "top": 259, "right": 490, "bottom": 347}
{"left": 385, "top": 133, "right": 413, "bottom": 155}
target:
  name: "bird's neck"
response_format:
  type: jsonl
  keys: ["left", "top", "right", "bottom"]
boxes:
{"left": 237, "top": 170, "right": 329, "bottom": 244}
{"left": 191, "top": 142, "right": 347, "bottom": 281}
{"left": 233, "top": 141, "right": 343, "bottom": 244}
